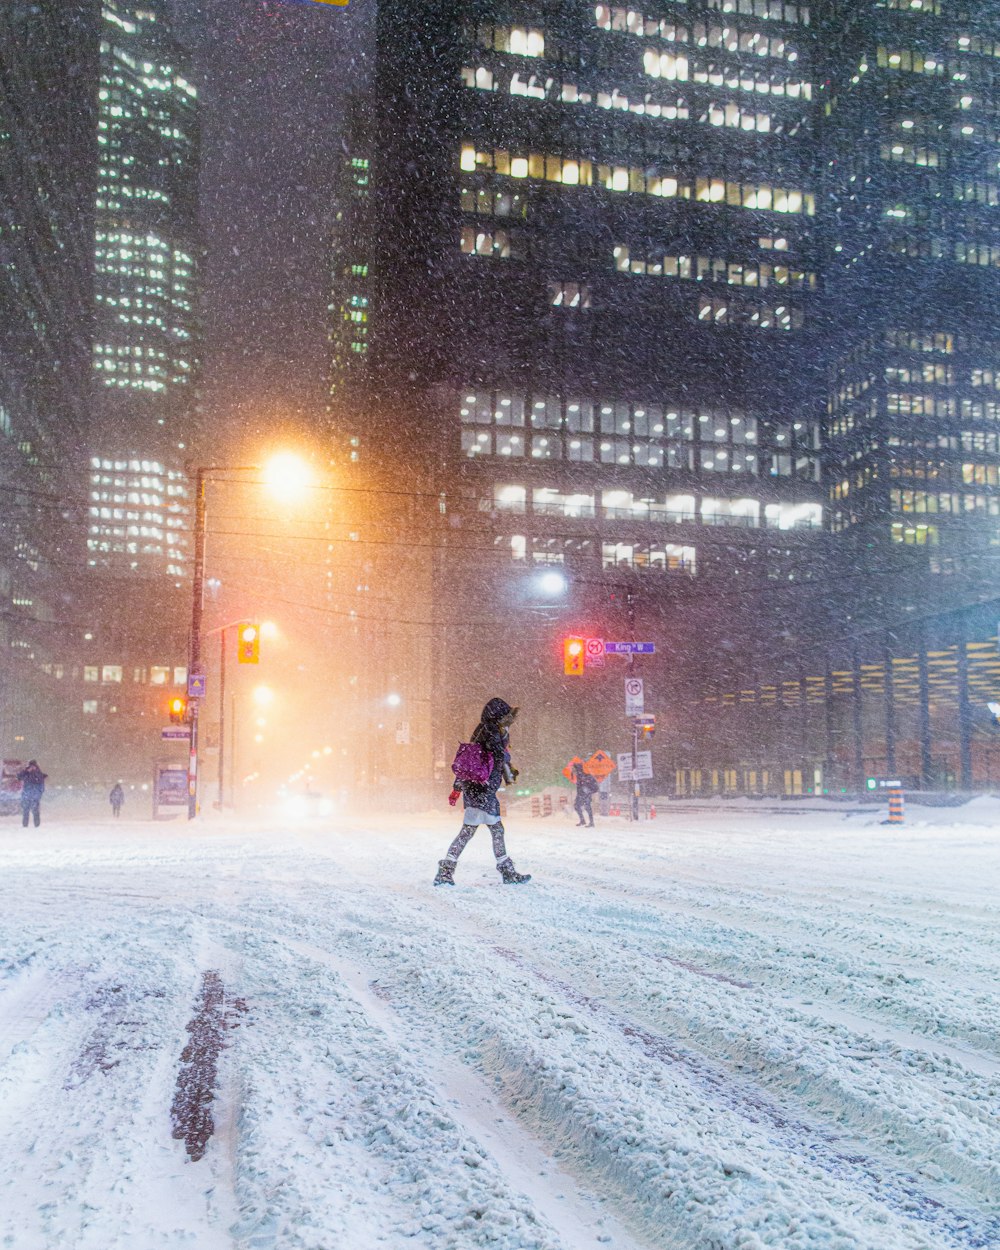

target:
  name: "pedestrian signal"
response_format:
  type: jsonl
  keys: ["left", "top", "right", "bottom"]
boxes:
{"left": 169, "top": 697, "right": 187, "bottom": 724}
{"left": 237, "top": 622, "right": 260, "bottom": 664}
{"left": 563, "top": 636, "right": 584, "bottom": 676}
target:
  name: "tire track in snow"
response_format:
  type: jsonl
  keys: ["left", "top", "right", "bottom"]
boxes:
{"left": 301, "top": 875, "right": 1000, "bottom": 1248}
{"left": 170, "top": 970, "right": 247, "bottom": 1161}
{"left": 0, "top": 966, "right": 79, "bottom": 1064}
{"left": 280, "top": 933, "right": 656, "bottom": 1250}
{"left": 494, "top": 944, "right": 1000, "bottom": 1250}
{"left": 530, "top": 863, "right": 1000, "bottom": 1058}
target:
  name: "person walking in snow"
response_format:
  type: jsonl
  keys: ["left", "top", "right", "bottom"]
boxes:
{"left": 572, "top": 762, "right": 597, "bottom": 828}
{"left": 435, "top": 698, "right": 531, "bottom": 886}
{"left": 17, "top": 760, "right": 47, "bottom": 828}
{"left": 109, "top": 782, "right": 124, "bottom": 818}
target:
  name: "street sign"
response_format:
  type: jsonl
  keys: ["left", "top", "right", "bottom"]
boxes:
{"left": 187, "top": 672, "right": 206, "bottom": 699}
{"left": 162, "top": 726, "right": 192, "bottom": 740}
{"left": 605, "top": 641, "right": 656, "bottom": 655}
{"left": 585, "top": 637, "right": 605, "bottom": 668}
{"left": 617, "top": 750, "right": 653, "bottom": 781}
{"left": 585, "top": 750, "right": 616, "bottom": 779}
{"left": 625, "top": 677, "right": 644, "bottom": 716}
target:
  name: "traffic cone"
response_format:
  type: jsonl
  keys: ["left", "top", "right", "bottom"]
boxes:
{"left": 649, "top": 803, "right": 656, "bottom": 819}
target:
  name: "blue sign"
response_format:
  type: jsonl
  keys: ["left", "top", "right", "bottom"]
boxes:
{"left": 604, "top": 642, "right": 656, "bottom": 655}
{"left": 154, "top": 763, "right": 188, "bottom": 808}
{"left": 187, "top": 672, "right": 207, "bottom": 699}
{"left": 162, "top": 727, "right": 192, "bottom": 740}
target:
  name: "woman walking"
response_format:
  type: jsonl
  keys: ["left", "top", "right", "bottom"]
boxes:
{"left": 434, "top": 698, "right": 531, "bottom": 886}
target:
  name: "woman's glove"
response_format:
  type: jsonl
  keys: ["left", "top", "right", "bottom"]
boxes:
{"left": 448, "top": 788, "right": 460, "bottom": 806}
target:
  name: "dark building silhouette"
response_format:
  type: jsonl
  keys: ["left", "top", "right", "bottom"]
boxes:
{"left": 332, "top": 0, "right": 845, "bottom": 784}
{"left": 820, "top": 0, "right": 1000, "bottom": 607}
{"left": 0, "top": 0, "right": 99, "bottom": 757}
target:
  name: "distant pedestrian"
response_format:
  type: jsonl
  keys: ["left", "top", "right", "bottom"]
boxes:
{"left": 572, "top": 762, "right": 597, "bottom": 828}
{"left": 435, "top": 698, "right": 531, "bottom": 886}
{"left": 17, "top": 761, "right": 47, "bottom": 828}
{"left": 109, "top": 782, "right": 124, "bottom": 818}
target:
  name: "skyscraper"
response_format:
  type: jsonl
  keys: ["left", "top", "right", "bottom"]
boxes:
{"left": 821, "top": 0, "right": 1000, "bottom": 599}
{"left": 0, "top": 0, "right": 99, "bottom": 754}
{"left": 88, "top": 0, "right": 201, "bottom": 583}
{"left": 333, "top": 0, "right": 831, "bottom": 770}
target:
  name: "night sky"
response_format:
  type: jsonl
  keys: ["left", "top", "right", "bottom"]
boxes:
{"left": 170, "top": 0, "right": 372, "bottom": 454}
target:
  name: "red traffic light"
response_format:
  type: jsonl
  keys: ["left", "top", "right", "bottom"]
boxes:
{"left": 563, "top": 636, "right": 585, "bottom": 676}
{"left": 237, "top": 622, "right": 260, "bottom": 664}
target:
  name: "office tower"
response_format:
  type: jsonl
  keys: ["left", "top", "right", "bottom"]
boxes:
{"left": 329, "top": 101, "right": 372, "bottom": 420}
{"left": 88, "top": 0, "right": 201, "bottom": 582}
{"left": 0, "top": 1, "right": 99, "bottom": 754}
{"left": 331, "top": 0, "right": 830, "bottom": 770}
{"left": 822, "top": 0, "right": 1000, "bottom": 599}
{"left": 73, "top": 0, "right": 200, "bottom": 784}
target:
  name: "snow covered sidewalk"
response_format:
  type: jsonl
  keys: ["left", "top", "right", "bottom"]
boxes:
{"left": 0, "top": 801, "right": 998, "bottom": 1249}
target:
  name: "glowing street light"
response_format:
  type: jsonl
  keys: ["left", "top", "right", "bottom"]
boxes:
{"left": 253, "top": 684, "right": 275, "bottom": 708}
{"left": 187, "top": 455, "right": 312, "bottom": 818}
{"left": 264, "top": 451, "right": 313, "bottom": 502}
{"left": 536, "top": 569, "right": 568, "bottom": 597}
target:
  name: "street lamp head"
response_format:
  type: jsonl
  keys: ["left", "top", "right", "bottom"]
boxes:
{"left": 536, "top": 569, "right": 569, "bottom": 597}
{"left": 386, "top": 693, "right": 402, "bottom": 708}
{"left": 264, "top": 452, "right": 313, "bottom": 502}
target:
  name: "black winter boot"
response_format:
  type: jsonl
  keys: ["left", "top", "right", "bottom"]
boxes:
{"left": 433, "top": 859, "right": 456, "bottom": 886}
{"left": 497, "top": 857, "right": 531, "bottom": 884}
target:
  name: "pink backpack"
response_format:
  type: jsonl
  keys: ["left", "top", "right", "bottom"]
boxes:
{"left": 451, "top": 742, "right": 494, "bottom": 785}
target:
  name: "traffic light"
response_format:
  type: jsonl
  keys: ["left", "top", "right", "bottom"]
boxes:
{"left": 636, "top": 715, "right": 656, "bottom": 740}
{"left": 169, "top": 697, "right": 187, "bottom": 724}
{"left": 563, "top": 636, "right": 584, "bottom": 676}
{"left": 237, "top": 622, "right": 260, "bottom": 664}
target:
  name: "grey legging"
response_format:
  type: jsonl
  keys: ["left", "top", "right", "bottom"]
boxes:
{"left": 444, "top": 820, "right": 509, "bottom": 863}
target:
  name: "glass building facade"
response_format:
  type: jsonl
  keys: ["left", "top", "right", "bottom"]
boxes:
{"left": 88, "top": 0, "right": 200, "bottom": 581}
{"left": 335, "top": 0, "right": 1000, "bottom": 789}
{"left": 367, "top": 0, "right": 828, "bottom": 589}
{"left": 0, "top": 0, "right": 99, "bottom": 752}
{"left": 821, "top": 0, "right": 1000, "bottom": 591}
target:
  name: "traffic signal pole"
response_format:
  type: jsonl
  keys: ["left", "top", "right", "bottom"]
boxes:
{"left": 217, "top": 625, "right": 227, "bottom": 810}
{"left": 627, "top": 589, "right": 640, "bottom": 822}
{"left": 187, "top": 467, "right": 207, "bottom": 820}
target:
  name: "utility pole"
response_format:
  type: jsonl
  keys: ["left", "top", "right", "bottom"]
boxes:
{"left": 187, "top": 467, "right": 207, "bottom": 820}
{"left": 217, "top": 626, "right": 227, "bottom": 809}
{"left": 627, "top": 588, "right": 640, "bottom": 822}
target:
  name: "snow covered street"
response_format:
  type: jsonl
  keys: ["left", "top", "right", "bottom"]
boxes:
{"left": 1, "top": 799, "right": 999, "bottom": 1250}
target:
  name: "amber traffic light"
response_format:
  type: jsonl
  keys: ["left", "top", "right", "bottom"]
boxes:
{"left": 169, "top": 697, "right": 187, "bottom": 724}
